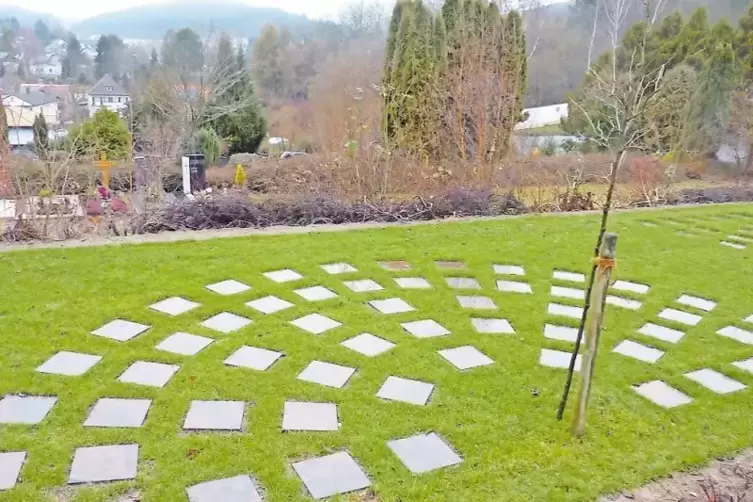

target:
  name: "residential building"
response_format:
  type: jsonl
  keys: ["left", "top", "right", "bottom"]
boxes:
{"left": 87, "top": 74, "right": 130, "bottom": 117}
{"left": 2, "top": 90, "right": 60, "bottom": 126}
{"left": 29, "top": 54, "right": 63, "bottom": 79}
{"left": 514, "top": 103, "right": 569, "bottom": 130}
{"left": 3, "top": 106, "right": 66, "bottom": 148}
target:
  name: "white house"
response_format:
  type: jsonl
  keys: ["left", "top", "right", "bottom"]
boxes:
{"left": 515, "top": 103, "right": 569, "bottom": 130}
{"left": 2, "top": 90, "right": 60, "bottom": 126}
{"left": 87, "top": 74, "right": 130, "bottom": 117}
{"left": 29, "top": 54, "right": 63, "bottom": 79}
{"left": 81, "top": 44, "right": 97, "bottom": 61}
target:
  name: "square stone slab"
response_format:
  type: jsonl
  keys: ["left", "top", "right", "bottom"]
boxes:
{"left": 156, "top": 333, "right": 214, "bottom": 356}
{"left": 376, "top": 376, "right": 434, "bottom": 405}
{"left": 378, "top": 260, "right": 411, "bottom": 271}
{"left": 282, "top": 401, "right": 339, "bottom": 431}
{"left": 225, "top": 346, "right": 283, "bottom": 371}
{"left": 263, "top": 269, "right": 303, "bottom": 283}
{"left": 457, "top": 296, "right": 497, "bottom": 310}
{"left": 612, "top": 280, "right": 650, "bottom": 294}
{"left": 540, "top": 349, "right": 581, "bottom": 371}
{"left": 633, "top": 381, "right": 692, "bottom": 408}
{"left": 472, "top": 318, "right": 515, "bottom": 334}
{"left": 36, "top": 351, "right": 102, "bottom": 376}
{"left": 638, "top": 323, "right": 685, "bottom": 344}
{"left": 183, "top": 400, "right": 245, "bottom": 431}
{"left": 201, "top": 312, "right": 252, "bottom": 334}
{"left": 245, "top": 296, "right": 294, "bottom": 314}
{"left": 92, "top": 319, "right": 150, "bottom": 342}
{"left": 401, "top": 320, "right": 450, "bottom": 338}
{"left": 395, "top": 277, "right": 431, "bottom": 289}
{"left": 387, "top": 433, "right": 462, "bottom": 474}
{"left": 439, "top": 346, "right": 493, "bottom": 370}
{"left": 445, "top": 277, "right": 481, "bottom": 290}
{"left": 290, "top": 314, "right": 342, "bottom": 335}
{"left": 606, "top": 296, "right": 642, "bottom": 310}
{"left": 292, "top": 451, "right": 371, "bottom": 500}
{"left": 551, "top": 286, "right": 585, "bottom": 300}
{"left": 118, "top": 361, "right": 179, "bottom": 388}
{"left": 553, "top": 270, "right": 586, "bottom": 283}
{"left": 369, "top": 298, "right": 415, "bottom": 314}
{"left": 149, "top": 297, "right": 200, "bottom": 316}
{"left": 544, "top": 324, "right": 580, "bottom": 343}
{"left": 676, "top": 294, "right": 716, "bottom": 312}
{"left": 685, "top": 369, "right": 746, "bottom": 394}
{"left": 205, "top": 280, "right": 251, "bottom": 296}
{"left": 84, "top": 398, "right": 152, "bottom": 428}
{"left": 321, "top": 263, "right": 357, "bottom": 275}
{"left": 435, "top": 260, "right": 465, "bottom": 269}
{"left": 0, "top": 395, "right": 57, "bottom": 424}
{"left": 497, "top": 280, "right": 533, "bottom": 294}
{"left": 613, "top": 340, "right": 664, "bottom": 363}
{"left": 721, "top": 241, "right": 746, "bottom": 249}
{"left": 0, "top": 451, "right": 25, "bottom": 490}
{"left": 343, "top": 279, "right": 384, "bottom": 293}
{"left": 341, "top": 333, "right": 395, "bottom": 357}
{"left": 297, "top": 361, "right": 356, "bottom": 388}
{"left": 548, "top": 303, "right": 584, "bottom": 320}
{"left": 658, "top": 308, "right": 702, "bottom": 326}
{"left": 746, "top": 314, "right": 753, "bottom": 324}
{"left": 187, "top": 475, "right": 262, "bottom": 502}
{"left": 68, "top": 444, "right": 138, "bottom": 484}
{"left": 733, "top": 357, "right": 753, "bottom": 373}
{"left": 717, "top": 326, "right": 753, "bottom": 345}
{"left": 294, "top": 286, "right": 338, "bottom": 302}
{"left": 493, "top": 264, "right": 525, "bottom": 276}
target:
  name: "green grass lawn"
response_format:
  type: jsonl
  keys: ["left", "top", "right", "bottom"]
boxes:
{"left": 2, "top": 205, "right": 753, "bottom": 502}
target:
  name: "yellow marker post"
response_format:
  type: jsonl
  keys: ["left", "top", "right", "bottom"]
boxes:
{"left": 94, "top": 153, "right": 114, "bottom": 189}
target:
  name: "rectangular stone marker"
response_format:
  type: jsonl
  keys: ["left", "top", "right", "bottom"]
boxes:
{"left": 369, "top": 298, "right": 415, "bottom": 314}
{"left": 205, "top": 280, "right": 251, "bottom": 296}
{"left": 156, "top": 333, "right": 214, "bottom": 356}
{"left": 321, "top": 263, "right": 357, "bottom": 275}
{"left": 613, "top": 340, "right": 664, "bottom": 363}
{"left": 401, "top": 320, "right": 450, "bottom": 338}
{"left": 290, "top": 314, "right": 342, "bottom": 335}
{"left": 0, "top": 395, "right": 57, "bottom": 424}
{"left": 149, "top": 297, "right": 200, "bottom": 316}
{"left": 183, "top": 401, "right": 245, "bottom": 431}
{"left": 676, "top": 294, "right": 716, "bottom": 312}
{"left": 92, "top": 319, "right": 150, "bottom": 342}
{"left": 84, "top": 398, "right": 152, "bottom": 428}
{"left": 544, "top": 324, "right": 580, "bottom": 343}
{"left": 721, "top": 241, "right": 746, "bottom": 249}
{"left": 638, "top": 323, "right": 685, "bottom": 344}
{"left": 633, "top": 381, "right": 692, "bottom": 408}
{"left": 493, "top": 264, "right": 525, "bottom": 276}
{"left": 294, "top": 286, "right": 338, "bottom": 302}
{"left": 472, "top": 318, "right": 515, "bottom": 334}
{"left": 377, "top": 376, "right": 434, "bottom": 406}
{"left": 457, "top": 296, "right": 497, "bottom": 310}
{"left": 292, "top": 451, "right": 371, "bottom": 500}
{"left": 551, "top": 286, "right": 585, "bottom": 300}
{"left": 378, "top": 260, "right": 411, "bottom": 271}
{"left": 436, "top": 260, "right": 465, "bottom": 269}
{"left": 36, "top": 351, "right": 102, "bottom": 376}
{"left": 658, "top": 308, "right": 702, "bottom": 326}
{"left": 245, "top": 296, "right": 294, "bottom": 315}
{"left": 445, "top": 277, "right": 481, "bottom": 290}
{"left": 68, "top": 444, "right": 138, "bottom": 484}
{"left": 343, "top": 279, "right": 384, "bottom": 293}
{"left": 341, "top": 333, "right": 395, "bottom": 357}
{"left": 438, "top": 346, "right": 493, "bottom": 370}
{"left": 606, "top": 295, "right": 642, "bottom": 310}
{"left": 263, "top": 269, "right": 303, "bottom": 283}
{"left": 395, "top": 277, "right": 431, "bottom": 289}
{"left": 717, "top": 326, "right": 753, "bottom": 345}
{"left": 0, "top": 451, "right": 25, "bottom": 490}
{"left": 297, "top": 361, "right": 356, "bottom": 388}
{"left": 118, "top": 361, "right": 179, "bottom": 388}
{"left": 201, "top": 312, "right": 252, "bottom": 334}
{"left": 685, "top": 369, "right": 746, "bottom": 394}
{"left": 746, "top": 314, "right": 753, "bottom": 324}
{"left": 548, "top": 303, "right": 584, "bottom": 320}
{"left": 540, "top": 349, "right": 581, "bottom": 371}
{"left": 612, "top": 280, "right": 650, "bottom": 294}
{"left": 387, "top": 433, "right": 462, "bottom": 474}
{"left": 733, "top": 357, "right": 753, "bottom": 373}
{"left": 187, "top": 475, "right": 263, "bottom": 502}
{"left": 497, "top": 280, "right": 533, "bottom": 294}
{"left": 553, "top": 270, "right": 586, "bottom": 283}
{"left": 224, "top": 346, "right": 283, "bottom": 371}
{"left": 282, "top": 402, "right": 339, "bottom": 431}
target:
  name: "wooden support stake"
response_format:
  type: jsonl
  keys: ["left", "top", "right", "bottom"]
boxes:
{"left": 572, "top": 232, "right": 618, "bottom": 437}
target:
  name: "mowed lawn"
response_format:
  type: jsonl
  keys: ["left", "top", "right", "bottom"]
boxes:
{"left": 1, "top": 204, "right": 753, "bottom": 502}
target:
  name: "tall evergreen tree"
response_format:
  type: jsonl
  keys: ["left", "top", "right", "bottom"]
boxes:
{"left": 33, "top": 112, "right": 49, "bottom": 159}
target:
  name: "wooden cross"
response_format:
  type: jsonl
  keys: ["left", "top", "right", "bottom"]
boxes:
{"left": 94, "top": 152, "right": 114, "bottom": 189}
